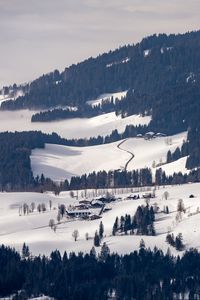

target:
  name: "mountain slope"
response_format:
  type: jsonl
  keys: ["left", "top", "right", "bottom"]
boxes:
{"left": 2, "top": 30, "right": 200, "bottom": 111}
{"left": 1, "top": 31, "right": 200, "bottom": 136}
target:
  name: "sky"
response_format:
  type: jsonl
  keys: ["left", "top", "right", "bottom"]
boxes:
{"left": 0, "top": 0, "right": 200, "bottom": 87}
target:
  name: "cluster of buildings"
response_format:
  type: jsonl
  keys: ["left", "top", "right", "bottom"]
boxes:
{"left": 136, "top": 132, "right": 166, "bottom": 140}
{"left": 66, "top": 196, "right": 115, "bottom": 220}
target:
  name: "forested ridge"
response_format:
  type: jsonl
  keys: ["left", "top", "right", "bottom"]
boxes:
{"left": 1, "top": 30, "right": 200, "bottom": 136}
{"left": 2, "top": 31, "right": 200, "bottom": 113}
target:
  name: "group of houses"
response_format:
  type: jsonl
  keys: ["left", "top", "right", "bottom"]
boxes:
{"left": 136, "top": 132, "right": 166, "bottom": 140}
{"left": 66, "top": 195, "right": 115, "bottom": 220}
{"left": 66, "top": 191, "right": 157, "bottom": 220}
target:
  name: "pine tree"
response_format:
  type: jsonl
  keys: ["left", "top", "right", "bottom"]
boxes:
{"left": 166, "top": 233, "right": 175, "bottom": 247}
{"left": 167, "top": 150, "right": 172, "bottom": 163}
{"left": 112, "top": 217, "right": 119, "bottom": 236}
{"left": 99, "top": 242, "right": 110, "bottom": 262}
{"left": 94, "top": 231, "right": 100, "bottom": 247}
{"left": 99, "top": 221, "right": 104, "bottom": 240}
{"left": 139, "top": 239, "right": 145, "bottom": 249}
{"left": 90, "top": 246, "right": 96, "bottom": 257}
{"left": 72, "top": 230, "right": 79, "bottom": 242}
{"left": 22, "top": 243, "right": 30, "bottom": 259}
{"left": 175, "top": 233, "right": 184, "bottom": 251}
{"left": 177, "top": 199, "right": 185, "bottom": 213}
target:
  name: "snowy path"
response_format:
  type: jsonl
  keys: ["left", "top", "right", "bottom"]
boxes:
{"left": 117, "top": 139, "right": 135, "bottom": 171}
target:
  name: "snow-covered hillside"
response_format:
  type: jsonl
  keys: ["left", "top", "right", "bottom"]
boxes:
{"left": 86, "top": 90, "right": 128, "bottom": 107}
{"left": 0, "top": 90, "right": 24, "bottom": 106}
{"left": 31, "top": 141, "right": 129, "bottom": 181}
{"left": 0, "top": 183, "right": 200, "bottom": 256}
{"left": 31, "top": 132, "right": 187, "bottom": 181}
{"left": 0, "top": 110, "right": 150, "bottom": 139}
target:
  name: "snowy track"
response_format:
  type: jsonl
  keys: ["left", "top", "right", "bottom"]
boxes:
{"left": 117, "top": 139, "right": 135, "bottom": 171}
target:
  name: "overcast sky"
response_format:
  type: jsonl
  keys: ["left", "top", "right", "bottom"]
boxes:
{"left": 0, "top": 0, "right": 200, "bottom": 87}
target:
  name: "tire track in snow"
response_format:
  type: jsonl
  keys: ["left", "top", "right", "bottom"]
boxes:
{"left": 117, "top": 139, "right": 135, "bottom": 171}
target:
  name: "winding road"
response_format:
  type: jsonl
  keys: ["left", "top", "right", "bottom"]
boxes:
{"left": 117, "top": 139, "right": 135, "bottom": 171}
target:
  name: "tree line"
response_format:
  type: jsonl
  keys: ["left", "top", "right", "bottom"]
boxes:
{"left": 2, "top": 244, "right": 200, "bottom": 299}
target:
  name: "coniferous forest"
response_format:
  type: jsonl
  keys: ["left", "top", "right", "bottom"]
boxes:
{"left": 2, "top": 245, "right": 200, "bottom": 300}
{"left": 1, "top": 31, "right": 200, "bottom": 137}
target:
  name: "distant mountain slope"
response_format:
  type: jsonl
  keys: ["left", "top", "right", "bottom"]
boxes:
{"left": 1, "top": 30, "right": 200, "bottom": 110}
{"left": 1, "top": 30, "right": 200, "bottom": 135}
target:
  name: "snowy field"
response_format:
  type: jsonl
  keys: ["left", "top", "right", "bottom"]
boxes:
{"left": 0, "top": 183, "right": 200, "bottom": 257}
{"left": 124, "top": 132, "right": 188, "bottom": 174}
{"left": 86, "top": 90, "right": 128, "bottom": 107}
{"left": 0, "top": 110, "right": 150, "bottom": 139}
{"left": 31, "top": 141, "right": 129, "bottom": 181}
{"left": 31, "top": 132, "right": 188, "bottom": 181}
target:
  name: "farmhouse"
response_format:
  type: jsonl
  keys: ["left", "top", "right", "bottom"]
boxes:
{"left": 155, "top": 132, "right": 166, "bottom": 137}
{"left": 144, "top": 132, "right": 155, "bottom": 140}
{"left": 66, "top": 209, "right": 91, "bottom": 218}
{"left": 91, "top": 200, "right": 103, "bottom": 208}
{"left": 79, "top": 200, "right": 91, "bottom": 205}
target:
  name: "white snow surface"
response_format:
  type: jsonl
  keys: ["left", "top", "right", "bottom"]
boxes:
{"left": 0, "top": 110, "right": 151, "bottom": 139}
{"left": 106, "top": 57, "right": 130, "bottom": 68}
{"left": 123, "top": 132, "right": 187, "bottom": 172}
{"left": 31, "top": 132, "right": 187, "bottom": 181}
{"left": 0, "top": 90, "right": 24, "bottom": 106}
{"left": 86, "top": 90, "right": 128, "bottom": 107}
{"left": 31, "top": 141, "right": 129, "bottom": 181}
{"left": 144, "top": 49, "right": 151, "bottom": 57}
{"left": 0, "top": 95, "right": 14, "bottom": 106}
{"left": 0, "top": 183, "right": 200, "bottom": 257}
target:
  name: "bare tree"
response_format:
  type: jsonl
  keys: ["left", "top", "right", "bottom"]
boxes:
{"left": 31, "top": 202, "right": 35, "bottom": 212}
{"left": 53, "top": 225, "right": 57, "bottom": 233}
{"left": 37, "top": 204, "right": 41, "bottom": 213}
{"left": 72, "top": 229, "right": 79, "bottom": 241}
{"left": 54, "top": 186, "right": 60, "bottom": 196}
{"left": 23, "top": 203, "right": 29, "bottom": 215}
{"left": 49, "top": 219, "right": 55, "bottom": 229}
{"left": 177, "top": 199, "right": 185, "bottom": 213}
{"left": 85, "top": 232, "right": 89, "bottom": 240}
{"left": 59, "top": 204, "right": 66, "bottom": 218}
{"left": 49, "top": 200, "right": 52, "bottom": 210}
{"left": 145, "top": 197, "right": 150, "bottom": 206}
{"left": 19, "top": 205, "right": 22, "bottom": 216}
{"left": 41, "top": 203, "right": 46, "bottom": 213}
{"left": 163, "top": 191, "right": 169, "bottom": 201}
{"left": 165, "top": 137, "right": 172, "bottom": 145}
{"left": 175, "top": 211, "right": 182, "bottom": 223}
{"left": 57, "top": 212, "right": 61, "bottom": 223}
{"left": 70, "top": 191, "right": 75, "bottom": 198}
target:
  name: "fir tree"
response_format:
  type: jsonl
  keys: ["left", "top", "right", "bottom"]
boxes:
{"left": 94, "top": 231, "right": 100, "bottom": 247}
{"left": 112, "top": 217, "right": 119, "bottom": 236}
{"left": 99, "top": 221, "right": 104, "bottom": 240}
{"left": 99, "top": 242, "right": 110, "bottom": 262}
